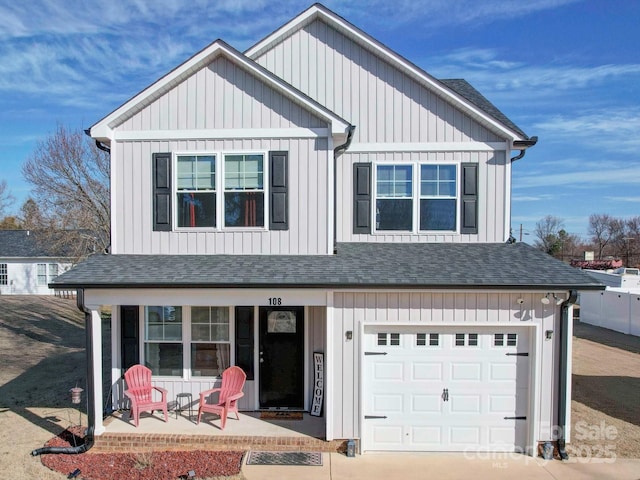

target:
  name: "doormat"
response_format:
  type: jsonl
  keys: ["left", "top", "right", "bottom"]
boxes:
{"left": 260, "top": 411, "right": 303, "bottom": 420}
{"left": 246, "top": 451, "right": 323, "bottom": 466}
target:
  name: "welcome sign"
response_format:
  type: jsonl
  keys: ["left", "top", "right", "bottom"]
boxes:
{"left": 311, "top": 352, "right": 324, "bottom": 416}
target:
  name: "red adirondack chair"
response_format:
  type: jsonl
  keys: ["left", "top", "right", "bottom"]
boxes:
{"left": 197, "top": 366, "right": 246, "bottom": 429}
{"left": 123, "top": 364, "right": 169, "bottom": 427}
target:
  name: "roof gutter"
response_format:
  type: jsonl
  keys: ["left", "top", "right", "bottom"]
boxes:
{"left": 510, "top": 136, "right": 538, "bottom": 162}
{"left": 556, "top": 289, "right": 578, "bottom": 461}
{"left": 32, "top": 289, "right": 95, "bottom": 456}
{"left": 333, "top": 125, "right": 356, "bottom": 254}
{"left": 84, "top": 128, "right": 110, "bottom": 154}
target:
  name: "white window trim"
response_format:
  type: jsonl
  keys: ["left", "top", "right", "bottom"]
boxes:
{"left": 189, "top": 306, "right": 234, "bottom": 379}
{"left": 0, "top": 263, "right": 7, "bottom": 286}
{"left": 173, "top": 151, "right": 269, "bottom": 232}
{"left": 372, "top": 161, "right": 460, "bottom": 235}
{"left": 222, "top": 151, "right": 269, "bottom": 231}
{"left": 141, "top": 305, "right": 235, "bottom": 380}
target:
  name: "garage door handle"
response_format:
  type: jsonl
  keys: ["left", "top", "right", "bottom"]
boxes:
{"left": 506, "top": 352, "right": 528, "bottom": 356}
{"left": 364, "top": 415, "right": 388, "bottom": 419}
{"left": 504, "top": 416, "right": 527, "bottom": 420}
{"left": 364, "top": 352, "right": 388, "bottom": 356}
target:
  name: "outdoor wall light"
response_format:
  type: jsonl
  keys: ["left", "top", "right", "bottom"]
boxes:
{"left": 516, "top": 298, "right": 525, "bottom": 305}
{"left": 545, "top": 330, "right": 554, "bottom": 340}
{"left": 541, "top": 294, "right": 551, "bottom": 305}
{"left": 553, "top": 294, "right": 564, "bottom": 305}
{"left": 345, "top": 330, "right": 353, "bottom": 340}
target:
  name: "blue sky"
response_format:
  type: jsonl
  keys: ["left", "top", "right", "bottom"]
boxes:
{"left": 1, "top": 0, "right": 639, "bottom": 242}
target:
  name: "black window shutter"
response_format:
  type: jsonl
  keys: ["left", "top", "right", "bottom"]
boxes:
{"left": 120, "top": 305, "right": 139, "bottom": 372}
{"left": 152, "top": 152, "right": 172, "bottom": 231}
{"left": 235, "top": 307, "right": 254, "bottom": 380}
{"left": 269, "top": 151, "right": 288, "bottom": 230}
{"left": 460, "top": 163, "right": 478, "bottom": 234}
{"left": 353, "top": 163, "right": 372, "bottom": 234}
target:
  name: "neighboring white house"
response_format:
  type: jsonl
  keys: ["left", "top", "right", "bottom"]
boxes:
{"left": 0, "top": 230, "right": 71, "bottom": 295}
{"left": 52, "top": 4, "right": 603, "bottom": 456}
{"left": 580, "top": 268, "right": 640, "bottom": 336}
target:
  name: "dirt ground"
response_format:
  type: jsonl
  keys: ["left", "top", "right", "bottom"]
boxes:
{"left": 0, "top": 296, "right": 639, "bottom": 479}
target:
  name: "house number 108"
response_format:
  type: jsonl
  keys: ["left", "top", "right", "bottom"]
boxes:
{"left": 268, "top": 297, "right": 282, "bottom": 305}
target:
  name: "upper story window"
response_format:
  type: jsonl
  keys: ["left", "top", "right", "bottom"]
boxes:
{"left": 172, "top": 152, "right": 267, "bottom": 230}
{"left": 375, "top": 163, "right": 458, "bottom": 233}
{"left": 224, "top": 154, "right": 264, "bottom": 227}
{"left": 420, "top": 165, "right": 457, "bottom": 231}
{"left": 176, "top": 155, "right": 216, "bottom": 228}
{"left": 376, "top": 165, "right": 413, "bottom": 231}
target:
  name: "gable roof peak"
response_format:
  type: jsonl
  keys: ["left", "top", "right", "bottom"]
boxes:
{"left": 246, "top": 3, "right": 530, "bottom": 142}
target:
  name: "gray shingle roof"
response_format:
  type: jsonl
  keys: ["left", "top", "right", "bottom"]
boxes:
{"left": 51, "top": 242, "right": 602, "bottom": 290}
{"left": 0, "top": 230, "right": 62, "bottom": 258}
{"left": 440, "top": 79, "right": 528, "bottom": 139}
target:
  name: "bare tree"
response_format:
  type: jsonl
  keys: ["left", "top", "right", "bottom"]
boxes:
{"left": 534, "top": 215, "right": 564, "bottom": 256}
{"left": 588, "top": 214, "right": 613, "bottom": 260}
{"left": 21, "top": 125, "right": 110, "bottom": 259}
{"left": 0, "top": 180, "right": 15, "bottom": 219}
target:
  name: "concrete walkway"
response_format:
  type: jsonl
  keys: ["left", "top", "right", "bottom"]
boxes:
{"left": 242, "top": 452, "right": 640, "bottom": 480}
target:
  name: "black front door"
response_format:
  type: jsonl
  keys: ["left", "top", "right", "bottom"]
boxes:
{"left": 259, "top": 306, "right": 304, "bottom": 409}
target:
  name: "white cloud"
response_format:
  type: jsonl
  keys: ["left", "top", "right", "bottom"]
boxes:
{"left": 532, "top": 109, "right": 640, "bottom": 153}
{"left": 334, "top": 0, "right": 581, "bottom": 28}
{"left": 604, "top": 196, "right": 640, "bottom": 203}
{"left": 515, "top": 165, "right": 640, "bottom": 188}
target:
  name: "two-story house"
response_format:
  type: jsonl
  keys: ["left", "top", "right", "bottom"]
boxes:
{"left": 52, "top": 4, "right": 602, "bottom": 455}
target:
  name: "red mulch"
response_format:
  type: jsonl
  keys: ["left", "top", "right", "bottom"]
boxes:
{"left": 39, "top": 427, "right": 244, "bottom": 480}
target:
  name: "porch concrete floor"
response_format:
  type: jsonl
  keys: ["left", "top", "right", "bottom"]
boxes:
{"left": 103, "top": 410, "right": 326, "bottom": 438}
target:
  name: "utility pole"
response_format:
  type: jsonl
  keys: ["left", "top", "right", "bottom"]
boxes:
{"left": 623, "top": 237, "right": 634, "bottom": 267}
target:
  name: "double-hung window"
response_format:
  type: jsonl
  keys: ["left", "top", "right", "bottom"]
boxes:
{"left": 37, "top": 263, "right": 47, "bottom": 286}
{"left": 375, "top": 163, "right": 458, "bottom": 232}
{"left": 191, "top": 307, "right": 231, "bottom": 377}
{"left": 176, "top": 155, "right": 216, "bottom": 228}
{"left": 0, "top": 264, "right": 7, "bottom": 285}
{"left": 224, "top": 154, "right": 264, "bottom": 227}
{"left": 375, "top": 165, "right": 413, "bottom": 231}
{"left": 174, "top": 153, "right": 266, "bottom": 229}
{"left": 144, "top": 306, "right": 183, "bottom": 376}
{"left": 420, "top": 165, "right": 457, "bottom": 231}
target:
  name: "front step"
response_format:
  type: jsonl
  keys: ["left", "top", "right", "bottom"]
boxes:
{"left": 92, "top": 433, "right": 349, "bottom": 454}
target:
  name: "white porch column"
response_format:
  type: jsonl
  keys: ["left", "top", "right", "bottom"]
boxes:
{"left": 86, "top": 304, "right": 105, "bottom": 435}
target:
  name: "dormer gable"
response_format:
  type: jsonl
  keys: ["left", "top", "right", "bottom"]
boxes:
{"left": 89, "top": 39, "right": 351, "bottom": 144}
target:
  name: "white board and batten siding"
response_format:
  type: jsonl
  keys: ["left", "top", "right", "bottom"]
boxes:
{"left": 112, "top": 138, "right": 330, "bottom": 255}
{"left": 251, "top": 19, "right": 513, "bottom": 244}
{"left": 109, "top": 301, "right": 327, "bottom": 413}
{"left": 337, "top": 150, "right": 510, "bottom": 243}
{"left": 329, "top": 291, "right": 563, "bottom": 452}
{"left": 108, "top": 55, "right": 334, "bottom": 255}
{"left": 251, "top": 19, "right": 504, "bottom": 146}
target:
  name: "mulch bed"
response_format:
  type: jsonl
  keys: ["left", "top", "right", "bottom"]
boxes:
{"left": 39, "top": 426, "right": 244, "bottom": 480}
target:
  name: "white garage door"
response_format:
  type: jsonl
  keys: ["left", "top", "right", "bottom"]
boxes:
{"left": 363, "top": 326, "right": 530, "bottom": 452}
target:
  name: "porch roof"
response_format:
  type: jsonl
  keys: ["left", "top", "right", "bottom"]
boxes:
{"left": 51, "top": 242, "right": 603, "bottom": 291}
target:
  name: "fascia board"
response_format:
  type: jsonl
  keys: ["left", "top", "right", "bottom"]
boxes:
{"left": 246, "top": 5, "right": 525, "bottom": 142}
{"left": 90, "top": 39, "right": 350, "bottom": 140}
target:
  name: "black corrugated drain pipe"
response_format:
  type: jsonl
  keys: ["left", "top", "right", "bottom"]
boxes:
{"left": 556, "top": 289, "right": 578, "bottom": 461}
{"left": 32, "top": 289, "right": 95, "bottom": 456}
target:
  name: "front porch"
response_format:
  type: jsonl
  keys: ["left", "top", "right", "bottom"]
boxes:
{"left": 93, "top": 410, "right": 348, "bottom": 453}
